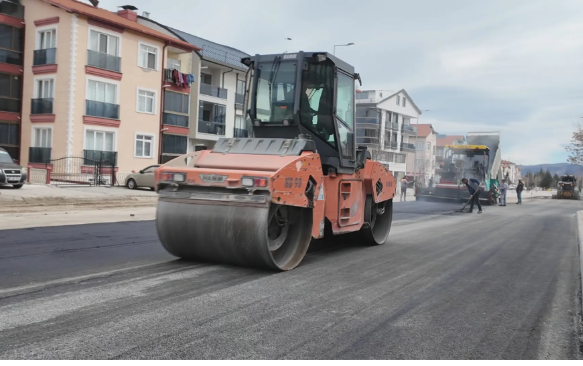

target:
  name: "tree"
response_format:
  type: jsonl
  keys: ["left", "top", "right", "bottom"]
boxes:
{"left": 540, "top": 170, "right": 553, "bottom": 189}
{"left": 553, "top": 173, "right": 560, "bottom": 187}
{"left": 566, "top": 123, "right": 583, "bottom": 165}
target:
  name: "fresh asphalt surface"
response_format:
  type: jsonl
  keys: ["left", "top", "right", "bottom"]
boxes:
{"left": 0, "top": 198, "right": 582, "bottom": 359}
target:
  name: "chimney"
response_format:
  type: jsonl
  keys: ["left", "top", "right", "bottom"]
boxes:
{"left": 117, "top": 5, "right": 138, "bottom": 21}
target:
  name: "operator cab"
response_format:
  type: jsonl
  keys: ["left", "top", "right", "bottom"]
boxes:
{"left": 241, "top": 52, "right": 363, "bottom": 175}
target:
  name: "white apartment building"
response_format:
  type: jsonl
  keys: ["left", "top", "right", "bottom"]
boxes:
{"left": 355, "top": 89, "right": 422, "bottom": 181}
{"left": 138, "top": 15, "right": 249, "bottom": 160}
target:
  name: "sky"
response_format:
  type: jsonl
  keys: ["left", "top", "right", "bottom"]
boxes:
{"left": 93, "top": 0, "right": 583, "bottom": 165}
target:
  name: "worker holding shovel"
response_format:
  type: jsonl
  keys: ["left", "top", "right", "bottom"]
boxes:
{"left": 461, "top": 178, "right": 483, "bottom": 214}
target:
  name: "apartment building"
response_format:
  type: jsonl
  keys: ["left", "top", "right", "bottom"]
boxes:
{"left": 13, "top": 0, "right": 199, "bottom": 178}
{"left": 355, "top": 89, "right": 422, "bottom": 181}
{"left": 406, "top": 123, "right": 438, "bottom": 187}
{"left": 137, "top": 16, "right": 250, "bottom": 158}
{"left": 501, "top": 160, "right": 521, "bottom": 184}
{"left": 0, "top": 0, "right": 24, "bottom": 162}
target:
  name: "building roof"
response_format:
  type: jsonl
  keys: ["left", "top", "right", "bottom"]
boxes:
{"left": 168, "top": 27, "right": 250, "bottom": 70}
{"left": 376, "top": 89, "right": 423, "bottom": 115}
{"left": 416, "top": 124, "right": 438, "bottom": 137}
{"left": 436, "top": 135, "right": 465, "bottom": 147}
{"left": 501, "top": 159, "right": 517, "bottom": 165}
{"left": 42, "top": 0, "right": 200, "bottom": 52}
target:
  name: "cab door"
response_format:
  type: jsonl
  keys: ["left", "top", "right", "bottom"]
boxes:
{"left": 334, "top": 70, "right": 356, "bottom": 172}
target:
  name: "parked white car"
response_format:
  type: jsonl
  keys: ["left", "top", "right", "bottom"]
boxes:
{"left": 125, "top": 165, "right": 160, "bottom": 190}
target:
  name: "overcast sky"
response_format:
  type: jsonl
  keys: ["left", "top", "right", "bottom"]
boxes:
{"left": 95, "top": 0, "right": 583, "bottom": 165}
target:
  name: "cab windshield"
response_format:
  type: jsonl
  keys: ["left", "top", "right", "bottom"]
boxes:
{"left": 253, "top": 61, "right": 297, "bottom": 123}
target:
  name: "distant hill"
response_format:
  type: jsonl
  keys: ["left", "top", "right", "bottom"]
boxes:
{"left": 519, "top": 163, "right": 583, "bottom": 176}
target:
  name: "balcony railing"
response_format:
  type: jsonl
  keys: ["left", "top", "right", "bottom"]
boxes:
{"left": 356, "top": 117, "right": 379, "bottom": 125}
{"left": 402, "top": 124, "right": 417, "bottom": 134}
{"left": 390, "top": 122, "right": 399, "bottom": 131}
{"left": 200, "top": 83, "right": 227, "bottom": 99}
{"left": 0, "top": 1, "right": 24, "bottom": 19}
{"left": 235, "top": 93, "right": 244, "bottom": 105}
{"left": 384, "top": 141, "right": 398, "bottom": 150}
{"left": 83, "top": 150, "right": 118, "bottom": 166}
{"left": 85, "top": 100, "right": 120, "bottom": 120}
{"left": 198, "top": 120, "right": 226, "bottom": 135}
{"left": 401, "top": 142, "right": 416, "bottom": 150}
{"left": 0, "top": 49, "right": 22, "bottom": 65}
{"left": 87, "top": 49, "right": 121, "bottom": 73}
{"left": 33, "top": 48, "right": 56, "bottom": 66}
{"left": 31, "top": 98, "right": 53, "bottom": 114}
{"left": 29, "top": 147, "right": 51, "bottom": 164}
{"left": 163, "top": 112, "right": 189, "bottom": 128}
{"left": 0, "top": 97, "right": 20, "bottom": 113}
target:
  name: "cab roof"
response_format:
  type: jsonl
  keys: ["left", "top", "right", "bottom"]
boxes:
{"left": 242, "top": 51, "right": 355, "bottom": 75}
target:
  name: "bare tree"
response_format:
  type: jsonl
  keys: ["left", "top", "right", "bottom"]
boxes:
{"left": 566, "top": 122, "right": 583, "bottom": 165}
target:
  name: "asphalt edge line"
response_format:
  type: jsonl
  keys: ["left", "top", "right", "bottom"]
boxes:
{"left": 576, "top": 211, "right": 583, "bottom": 326}
{"left": 0, "top": 261, "right": 169, "bottom": 299}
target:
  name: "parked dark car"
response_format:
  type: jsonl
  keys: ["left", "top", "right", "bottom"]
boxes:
{"left": 0, "top": 147, "right": 27, "bottom": 188}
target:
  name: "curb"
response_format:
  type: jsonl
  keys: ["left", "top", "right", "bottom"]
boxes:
{"left": 576, "top": 211, "right": 583, "bottom": 316}
{"left": 0, "top": 196, "right": 157, "bottom": 214}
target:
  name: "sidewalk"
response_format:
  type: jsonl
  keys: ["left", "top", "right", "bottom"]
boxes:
{"left": 0, "top": 184, "right": 157, "bottom": 214}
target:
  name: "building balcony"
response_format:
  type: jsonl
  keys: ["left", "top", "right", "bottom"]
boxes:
{"left": 198, "top": 120, "right": 226, "bottom": 135}
{"left": 33, "top": 48, "right": 56, "bottom": 66}
{"left": 356, "top": 117, "right": 379, "bottom": 125}
{"left": 384, "top": 141, "right": 398, "bottom": 150}
{"left": 200, "top": 83, "right": 227, "bottom": 99}
{"left": 389, "top": 122, "right": 399, "bottom": 131}
{"left": 402, "top": 124, "right": 417, "bottom": 134}
{"left": 29, "top": 147, "right": 51, "bottom": 164}
{"left": 0, "top": 49, "right": 22, "bottom": 66}
{"left": 87, "top": 50, "right": 121, "bottom": 73}
{"left": 83, "top": 150, "right": 118, "bottom": 166}
{"left": 0, "top": 97, "right": 20, "bottom": 113}
{"left": 31, "top": 98, "right": 53, "bottom": 114}
{"left": 85, "top": 100, "right": 120, "bottom": 120}
{"left": 0, "top": 1, "right": 24, "bottom": 19}
{"left": 401, "top": 142, "right": 416, "bottom": 151}
{"left": 163, "top": 112, "right": 188, "bottom": 128}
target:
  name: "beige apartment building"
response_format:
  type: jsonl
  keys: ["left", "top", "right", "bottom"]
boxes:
{"left": 406, "top": 123, "right": 438, "bottom": 187}
{"left": 16, "top": 0, "right": 198, "bottom": 180}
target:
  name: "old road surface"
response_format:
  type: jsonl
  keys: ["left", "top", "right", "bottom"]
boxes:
{"left": 0, "top": 199, "right": 581, "bottom": 359}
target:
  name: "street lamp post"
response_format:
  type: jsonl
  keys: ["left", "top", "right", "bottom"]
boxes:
{"left": 333, "top": 42, "right": 354, "bottom": 55}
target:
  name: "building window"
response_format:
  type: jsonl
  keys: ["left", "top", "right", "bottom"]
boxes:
{"left": 162, "top": 134, "right": 187, "bottom": 155}
{"left": 167, "top": 57, "right": 180, "bottom": 71}
{"left": 164, "top": 91, "right": 189, "bottom": 114}
{"left": 427, "top": 142, "right": 431, "bottom": 151}
{"left": 0, "top": 73, "right": 21, "bottom": 113}
{"left": 396, "top": 95, "right": 400, "bottom": 105}
{"left": 135, "top": 134, "right": 153, "bottom": 158}
{"left": 200, "top": 73, "right": 212, "bottom": 85}
{"left": 89, "top": 30, "right": 119, "bottom": 56}
{"left": 198, "top": 101, "right": 226, "bottom": 135}
{"left": 85, "top": 129, "right": 115, "bottom": 151}
{"left": 0, "top": 122, "right": 18, "bottom": 145}
{"left": 137, "top": 89, "right": 155, "bottom": 114}
{"left": 38, "top": 29, "right": 56, "bottom": 49}
{"left": 138, "top": 43, "right": 158, "bottom": 70}
{"left": 33, "top": 127, "right": 52, "bottom": 148}
{"left": 416, "top": 141, "right": 424, "bottom": 151}
{"left": 36, "top": 78, "right": 54, "bottom": 99}
{"left": 0, "top": 24, "right": 23, "bottom": 65}
{"left": 87, "top": 79, "right": 117, "bottom": 103}
{"left": 402, "top": 97, "right": 407, "bottom": 107}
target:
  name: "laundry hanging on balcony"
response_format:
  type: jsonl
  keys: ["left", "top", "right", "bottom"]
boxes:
{"left": 170, "top": 69, "right": 194, "bottom": 88}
